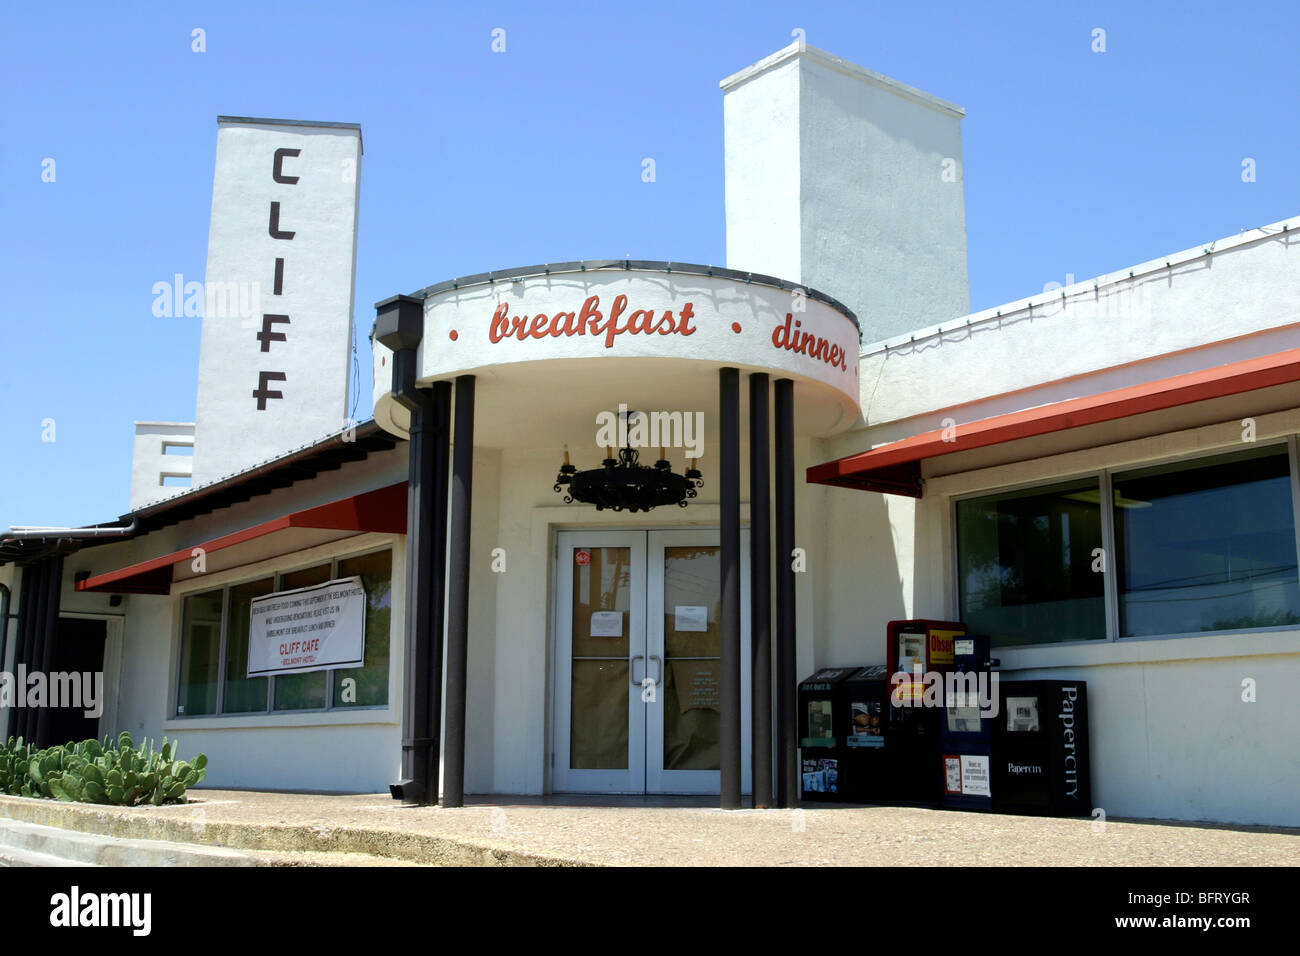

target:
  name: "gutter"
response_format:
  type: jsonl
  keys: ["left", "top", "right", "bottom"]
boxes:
{"left": 1, "top": 519, "right": 136, "bottom": 544}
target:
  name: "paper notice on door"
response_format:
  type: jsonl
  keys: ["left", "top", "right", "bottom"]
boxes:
{"left": 589, "top": 610, "right": 623, "bottom": 637}
{"left": 944, "top": 755, "right": 962, "bottom": 794}
{"left": 960, "top": 755, "right": 991, "bottom": 796}
{"left": 674, "top": 605, "right": 708, "bottom": 632}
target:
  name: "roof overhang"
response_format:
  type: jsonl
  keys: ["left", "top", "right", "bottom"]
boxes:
{"left": 808, "top": 347, "right": 1300, "bottom": 497}
{"left": 74, "top": 482, "right": 407, "bottom": 595}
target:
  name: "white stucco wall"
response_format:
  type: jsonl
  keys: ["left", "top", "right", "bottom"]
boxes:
{"left": 130, "top": 422, "right": 195, "bottom": 511}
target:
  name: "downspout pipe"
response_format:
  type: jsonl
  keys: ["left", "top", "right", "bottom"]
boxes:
{"left": 375, "top": 294, "right": 442, "bottom": 806}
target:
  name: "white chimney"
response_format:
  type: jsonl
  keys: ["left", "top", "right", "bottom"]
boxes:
{"left": 722, "top": 43, "right": 970, "bottom": 343}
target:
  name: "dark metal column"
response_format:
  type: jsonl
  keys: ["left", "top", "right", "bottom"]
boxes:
{"left": 34, "top": 554, "right": 64, "bottom": 748}
{"left": 774, "top": 378, "right": 798, "bottom": 807}
{"left": 442, "top": 375, "right": 475, "bottom": 808}
{"left": 21, "top": 559, "right": 50, "bottom": 744}
{"left": 719, "top": 367, "right": 742, "bottom": 810}
{"left": 748, "top": 373, "right": 772, "bottom": 808}
{"left": 426, "top": 380, "right": 452, "bottom": 801}
{"left": 12, "top": 564, "right": 37, "bottom": 742}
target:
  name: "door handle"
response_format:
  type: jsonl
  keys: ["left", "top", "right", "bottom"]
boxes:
{"left": 650, "top": 655, "right": 664, "bottom": 686}
{"left": 629, "top": 655, "right": 645, "bottom": 685}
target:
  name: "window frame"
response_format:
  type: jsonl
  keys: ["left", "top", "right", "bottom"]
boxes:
{"left": 949, "top": 435, "right": 1300, "bottom": 648}
{"left": 172, "top": 543, "right": 394, "bottom": 719}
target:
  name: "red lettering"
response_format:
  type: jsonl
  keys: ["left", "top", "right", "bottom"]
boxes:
{"left": 655, "top": 310, "right": 677, "bottom": 335}
{"left": 829, "top": 344, "right": 842, "bottom": 368}
{"left": 772, "top": 314, "right": 793, "bottom": 349}
{"left": 528, "top": 314, "right": 548, "bottom": 338}
{"left": 489, "top": 302, "right": 511, "bottom": 343}
{"left": 605, "top": 294, "right": 629, "bottom": 348}
{"left": 577, "top": 295, "right": 602, "bottom": 336}
{"left": 510, "top": 314, "right": 528, "bottom": 341}
{"left": 555, "top": 311, "right": 578, "bottom": 336}
{"left": 677, "top": 302, "right": 696, "bottom": 335}
{"left": 629, "top": 309, "right": 655, "bottom": 334}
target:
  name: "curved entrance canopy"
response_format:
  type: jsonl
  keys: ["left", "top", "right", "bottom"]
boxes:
{"left": 371, "top": 261, "right": 862, "bottom": 445}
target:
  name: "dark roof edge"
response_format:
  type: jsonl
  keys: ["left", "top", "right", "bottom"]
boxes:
{"left": 403, "top": 260, "right": 860, "bottom": 332}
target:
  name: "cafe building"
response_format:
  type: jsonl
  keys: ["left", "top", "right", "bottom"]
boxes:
{"left": 2, "top": 42, "right": 1298, "bottom": 826}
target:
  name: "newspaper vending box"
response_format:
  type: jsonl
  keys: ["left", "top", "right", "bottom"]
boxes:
{"left": 939, "top": 633, "right": 995, "bottom": 811}
{"left": 883, "top": 620, "right": 966, "bottom": 805}
{"left": 993, "top": 680, "right": 1091, "bottom": 817}
{"left": 797, "top": 667, "right": 858, "bottom": 801}
{"left": 839, "top": 664, "right": 890, "bottom": 803}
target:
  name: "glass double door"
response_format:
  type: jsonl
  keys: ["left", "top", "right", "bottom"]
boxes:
{"left": 553, "top": 529, "right": 751, "bottom": 794}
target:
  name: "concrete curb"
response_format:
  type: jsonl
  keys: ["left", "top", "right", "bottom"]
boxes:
{"left": 0, "top": 818, "right": 257, "bottom": 867}
{"left": 0, "top": 795, "right": 589, "bottom": 867}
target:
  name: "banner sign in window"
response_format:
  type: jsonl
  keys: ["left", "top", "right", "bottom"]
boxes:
{"left": 248, "top": 576, "right": 367, "bottom": 676}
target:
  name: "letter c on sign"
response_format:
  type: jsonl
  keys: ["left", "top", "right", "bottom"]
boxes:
{"left": 273, "top": 148, "right": 302, "bottom": 184}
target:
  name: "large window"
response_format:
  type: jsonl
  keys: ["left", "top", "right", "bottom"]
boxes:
{"left": 956, "top": 478, "right": 1106, "bottom": 646}
{"left": 1114, "top": 446, "right": 1300, "bottom": 636}
{"left": 956, "top": 441, "right": 1300, "bottom": 647}
{"left": 176, "top": 548, "right": 392, "bottom": 716}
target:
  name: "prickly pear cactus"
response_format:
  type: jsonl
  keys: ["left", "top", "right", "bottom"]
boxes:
{"left": 0, "top": 735, "right": 208, "bottom": 807}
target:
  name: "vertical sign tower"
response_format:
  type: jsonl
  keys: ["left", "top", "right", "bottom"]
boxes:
{"left": 192, "top": 117, "right": 363, "bottom": 485}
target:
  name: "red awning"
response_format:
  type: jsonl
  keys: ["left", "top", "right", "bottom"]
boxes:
{"left": 808, "top": 347, "right": 1300, "bottom": 497}
{"left": 76, "top": 482, "right": 407, "bottom": 594}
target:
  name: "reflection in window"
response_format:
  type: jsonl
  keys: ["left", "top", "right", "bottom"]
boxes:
{"left": 957, "top": 479, "right": 1106, "bottom": 647}
{"left": 223, "top": 577, "right": 272, "bottom": 713}
{"left": 1114, "top": 446, "right": 1300, "bottom": 636}
{"left": 333, "top": 551, "right": 392, "bottom": 707}
{"left": 178, "top": 590, "right": 223, "bottom": 716}
{"left": 273, "top": 564, "right": 331, "bottom": 711}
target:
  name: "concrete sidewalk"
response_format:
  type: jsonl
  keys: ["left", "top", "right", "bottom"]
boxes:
{"left": 2, "top": 791, "right": 1298, "bottom": 866}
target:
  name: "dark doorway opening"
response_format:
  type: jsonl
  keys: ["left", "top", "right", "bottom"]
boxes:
{"left": 45, "top": 617, "right": 107, "bottom": 746}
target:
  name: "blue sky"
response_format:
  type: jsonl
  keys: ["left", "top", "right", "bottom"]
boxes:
{"left": 1, "top": 1, "right": 1297, "bottom": 529}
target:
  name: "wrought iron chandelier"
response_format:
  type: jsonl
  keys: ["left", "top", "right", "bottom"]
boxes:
{"left": 554, "top": 442, "right": 703, "bottom": 513}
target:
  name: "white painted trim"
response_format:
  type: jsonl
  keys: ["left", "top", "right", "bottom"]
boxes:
{"left": 719, "top": 42, "right": 965, "bottom": 118}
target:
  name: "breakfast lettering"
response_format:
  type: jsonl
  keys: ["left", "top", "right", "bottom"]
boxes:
{"left": 771, "top": 313, "right": 848, "bottom": 371}
{"left": 487, "top": 295, "right": 851, "bottom": 376}
{"left": 490, "top": 295, "right": 697, "bottom": 349}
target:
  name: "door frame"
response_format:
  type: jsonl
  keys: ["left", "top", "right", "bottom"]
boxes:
{"left": 551, "top": 530, "right": 648, "bottom": 794}
{"left": 645, "top": 528, "right": 751, "bottom": 795}
{"left": 550, "top": 527, "right": 751, "bottom": 795}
